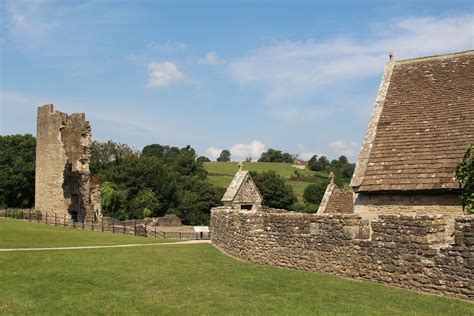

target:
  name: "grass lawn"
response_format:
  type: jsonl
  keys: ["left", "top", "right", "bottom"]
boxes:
{"left": 0, "top": 220, "right": 472, "bottom": 315}
{"left": 204, "top": 162, "right": 328, "bottom": 200}
{"left": 0, "top": 219, "right": 171, "bottom": 248}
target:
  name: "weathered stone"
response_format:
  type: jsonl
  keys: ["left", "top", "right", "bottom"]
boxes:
{"left": 35, "top": 104, "right": 99, "bottom": 222}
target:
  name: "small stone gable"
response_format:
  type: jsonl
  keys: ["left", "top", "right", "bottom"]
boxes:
{"left": 317, "top": 173, "right": 353, "bottom": 214}
{"left": 222, "top": 168, "right": 262, "bottom": 210}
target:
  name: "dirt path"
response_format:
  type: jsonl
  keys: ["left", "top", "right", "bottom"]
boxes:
{"left": 0, "top": 239, "right": 211, "bottom": 252}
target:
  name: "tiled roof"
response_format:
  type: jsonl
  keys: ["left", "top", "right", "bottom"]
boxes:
{"left": 325, "top": 188, "right": 354, "bottom": 214}
{"left": 357, "top": 51, "right": 474, "bottom": 192}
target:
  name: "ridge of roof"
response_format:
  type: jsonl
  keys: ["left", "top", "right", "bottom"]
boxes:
{"left": 395, "top": 50, "right": 474, "bottom": 65}
{"left": 221, "top": 170, "right": 249, "bottom": 202}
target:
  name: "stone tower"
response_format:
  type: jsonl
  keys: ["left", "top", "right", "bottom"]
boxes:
{"left": 35, "top": 104, "right": 96, "bottom": 222}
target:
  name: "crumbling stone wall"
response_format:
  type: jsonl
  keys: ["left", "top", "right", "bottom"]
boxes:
{"left": 35, "top": 104, "right": 96, "bottom": 222}
{"left": 210, "top": 207, "right": 473, "bottom": 300}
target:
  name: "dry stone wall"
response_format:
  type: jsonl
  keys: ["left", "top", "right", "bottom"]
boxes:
{"left": 210, "top": 207, "right": 473, "bottom": 300}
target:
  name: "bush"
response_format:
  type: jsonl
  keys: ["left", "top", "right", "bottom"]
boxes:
{"left": 455, "top": 144, "right": 473, "bottom": 214}
{"left": 251, "top": 171, "right": 296, "bottom": 209}
{"left": 303, "top": 181, "right": 329, "bottom": 205}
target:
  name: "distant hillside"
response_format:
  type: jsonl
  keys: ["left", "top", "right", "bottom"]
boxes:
{"left": 204, "top": 162, "right": 329, "bottom": 201}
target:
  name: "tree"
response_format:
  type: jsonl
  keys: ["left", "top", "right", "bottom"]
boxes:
{"left": 307, "top": 155, "right": 329, "bottom": 172}
{"left": 197, "top": 156, "right": 211, "bottom": 163}
{"left": 0, "top": 134, "right": 36, "bottom": 208}
{"left": 217, "top": 149, "right": 231, "bottom": 162}
{"left": 303, "top": 181, "right": 329, "bottom": 205}
{"left": 90, "top": 140, "right": 137, "bottom": 175}
{"left": 251, "top": 171, "right": 296, "bottom": 209}
{"left": 455, "top": 145, "right": 473, "bottom": 214}
{"left": 258, "top": 148, "right": 294, "bottom": 163}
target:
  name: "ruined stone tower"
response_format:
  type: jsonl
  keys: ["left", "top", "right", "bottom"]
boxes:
{"left": 35, "top": 104, "right": 97, "bottom": 222}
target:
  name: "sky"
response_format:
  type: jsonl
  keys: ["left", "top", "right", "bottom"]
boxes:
{"left": 1, "top": 0, "right": 473, "bottom": 162}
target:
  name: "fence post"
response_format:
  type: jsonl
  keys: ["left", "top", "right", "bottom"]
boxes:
{"left": 45, "top": 212, "right": 48, "bottom": 224}
{"left": 21, "top": 209, "right": 24, "bottom": 220}
{"left": 144, "top": 222, "right": 147, "bottom": 237}
{"left": 179, "top": 232, "right": 182, "bottom": 240}
{"left": 101, "top": 219, "right": 104, "bottom": 232}
{"left": 123, "top": 222, "right": 126, "bottom": 235}
{"left": 154, "top": 227, "right": 157, "bottom": 238}
{"left": 81, "top": 221, "right": 84, "bottom": 230}
{"left": 134, "top": 221, "right": 136, "bottom": 236}
{"left": 28, "top": 209, "right": 31, "bottom": 221}
{"left": 92, "top": 218, "right": 94, "bottom": 231}
{"left": 54, "top": 213, "right": 57, "bottom": 226}
{"left": 37, "top": 211, "right": 40, "bottom": 223}
{"left": 112, "top": 220, "right": 115, "bottom": 234}
{"left": 73, "top": 220, "right": 76, "bottom": 229}
{"left": 64, "top": 214, "right": 66, "bottom": 227}
{"left": 164, "top": 231, "right": 166, "bottom": 239}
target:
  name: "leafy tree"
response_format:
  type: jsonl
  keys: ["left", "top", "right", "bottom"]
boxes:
{"left": 303, "top": 181, "right": 329, "bottom": 205}
{"left": 455, "top": 145, "right": 473, "bottom": 214}
{"left": 251, "top": 171, "right": 296, "bottom": 209}
{"left": 129, "top": 188, "right": 160, "bottom": 219}
{"left": 142, "top": 144, "right": 181, "bottom": 161}
{"left": 307, "top": 155, "right": 330, "bottom": 172}
{"left": 0, "top": 134, "right": 36, "bottom": 208}
{"left": 197, "top": 156, "right": 211, "bottom": 163}
{"left": 90, "top": 140, "right": 137, "bottom": 175}
{"left": 100, "top": 181, "right": 126, "bottom": 219}
{"left": 258, "top": 148, "right": 294, "bottom": 163}
{"left": 217, "top": 149, "right": 231, "bottom": 162}
{"left": 291, "top": 201, "right": 318, "bottom": 213}
{"left": 173, "top": 177, "right": 226, "bottom": 225}
{"left": 100, "top": 156, "right": 175, "bottom": 218}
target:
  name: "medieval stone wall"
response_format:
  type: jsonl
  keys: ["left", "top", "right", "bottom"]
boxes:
{"left": 210, "top": 207, "right": 473, "bottom": 300}
{"left": 35, "top": 104, "right": 94, "bottom": 222}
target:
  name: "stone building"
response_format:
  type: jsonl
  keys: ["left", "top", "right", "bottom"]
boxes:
{"left": 35, "top": 104, "right": 99, "bottom": 222}
{"left": 317, "top": 173, "right": 353, "bottom": 214}
{"left": 221, "top": 166, "right": 262, "bottom": 210}
{"left": 351, "top": 50, "right": 474, "bottom": 216}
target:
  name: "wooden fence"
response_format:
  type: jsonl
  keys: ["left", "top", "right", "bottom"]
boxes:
{"left": 0, "top": 209, "right": 209, "bottom": 240}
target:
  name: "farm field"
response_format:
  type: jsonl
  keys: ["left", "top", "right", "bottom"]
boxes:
{"left": 204, "top": 162, "right": 328, "bottom": 200}
{"left": 0, "top": 219, "right": 472, "bottom": 315}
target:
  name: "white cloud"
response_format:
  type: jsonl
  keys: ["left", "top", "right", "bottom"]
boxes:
{"left": 206, "top": 146, "right": 223, "bottom": 161}
{"left": 228, "top": 14, "right": 474, "bottom": 103}
{"left": 329, "top": 140, "right": 360, "bottom": 160}
{"left": 147, "top": 41, "right": 187, "bottom": 54}
{"left": 147, "top": 61, "right": 186, "bottom": 87}
{"left": 206, "top": 140, "right": 266, "bottom": 162}
{"left": 199, "top": 51, "right": 225, "bottom": 65}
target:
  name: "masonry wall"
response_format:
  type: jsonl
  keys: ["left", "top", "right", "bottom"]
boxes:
{"left": 35, "top": 104, "right": 94, "bottom": 222}
{"left": 210, "top": 207, "right": 473, "bottom": 300}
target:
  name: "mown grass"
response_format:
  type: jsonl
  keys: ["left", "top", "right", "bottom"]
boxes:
{"left": 0, "top": 219, "right": 171, "bottom": 248}
{"left": 0, "top": 220, "right": 472, "bottom": 315}
{"left": 204, "top": 162, "right": 328, "bottom": 200}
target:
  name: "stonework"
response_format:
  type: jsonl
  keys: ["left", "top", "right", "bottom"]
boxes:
{"left": 35, "top": 104, "right": 98, "bottom": 222}
{"left": 210, "top": 207, "right": 473, "bottom": 300}
{"left": 221, "top": 169, "right": 262, "bottom": 210}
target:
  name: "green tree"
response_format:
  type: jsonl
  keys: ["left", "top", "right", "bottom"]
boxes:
{"left": 258, "top": 148, "right": 294, "bottom": 163}
{"left": 100, "top": 181, "right": 126, "bottom": 219}
{"left": 251, "top": 171, "right": 296, "bottom": 209}
{"left": 303, "top": 181, "right": 329, "bottom": 205}
{"left": 90, "top": 140, "right": 137, "bottom": 175}
{"left": 129, "top": 188, "right": 160, "bottom": 219}
{"left": 307, "top": 155, "right": 330, "bottom": 172}
{"left": 217, "top": 149, "right": 231, "bottom": 162}
{"left": 0, "top": 134, "right": 36, "bottom": 208}
{"left": 455, "top": 145, "right": 473, "bottom": 214}
{"left": 197, "top": 156, "right": 211, "bottom": 163}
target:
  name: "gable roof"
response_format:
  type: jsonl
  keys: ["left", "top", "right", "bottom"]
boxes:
{"left": 221, "top": 170, "right": 262, "bottom": 203}
{"left": 352, "top": 50, "right": 474, "bottom": 192}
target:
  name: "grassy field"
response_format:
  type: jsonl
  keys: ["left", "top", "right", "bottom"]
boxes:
{"left": 0, "top": 219, "right": 472, "bottom": 315}
{"left": 0, "top": 219, "right": 171, "bottom": 248}
{"left": 204, "top": 162, "right": 328, "bottom": 200}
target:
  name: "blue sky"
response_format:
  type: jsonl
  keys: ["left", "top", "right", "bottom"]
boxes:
{"left": 1, "top": 0, "right": 473, "bottom": 161}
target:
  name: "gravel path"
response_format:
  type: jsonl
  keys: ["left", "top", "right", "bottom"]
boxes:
{"left": 0, "top": 239, "right": 211, "bottom": 252}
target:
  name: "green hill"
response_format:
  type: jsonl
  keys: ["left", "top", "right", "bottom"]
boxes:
{"left": 204, "top": 162, "right": 329, "bottom": 201}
